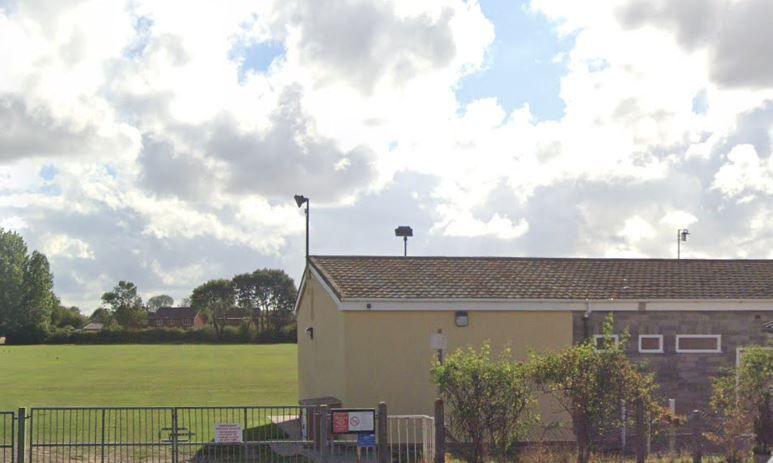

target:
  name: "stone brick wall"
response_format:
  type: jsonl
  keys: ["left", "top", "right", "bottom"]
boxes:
{"left": 572, "top": 310, "right": 772, "bottom": 415}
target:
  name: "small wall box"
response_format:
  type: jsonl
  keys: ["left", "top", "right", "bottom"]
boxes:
{"left": 455, "top": 311, "right": 469, "bottom": 327}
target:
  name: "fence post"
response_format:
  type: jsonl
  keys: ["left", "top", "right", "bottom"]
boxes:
{"left": 100, "top": 409, "right": 106, "bottom": 463}
{"left": 690, "top": 410, "right": 702, "bottom": 463}
{"left": 171, "top": 408, "right": 179, "bottom": 463}
{"left": 434, "top": 398, "right": 445, "bottom": 463}
{"left": 377, "top": 402, "right": 388, "bottom": 463}
{"left": 635, "top": 399, "right": 646, "bottom": 463}
{"left": 319, "top": 405, "right": 329, "bottom": 462}
{"left": 16, "top": 408, "right": 25, "bottom": 463}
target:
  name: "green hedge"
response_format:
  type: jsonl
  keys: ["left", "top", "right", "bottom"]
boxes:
{"left": 42, "top": 325, "right": 295, "bottom": 345}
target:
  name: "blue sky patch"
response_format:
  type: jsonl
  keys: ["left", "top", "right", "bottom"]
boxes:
{"left": 692, "top": 89, "right": 709, "bottom": 115}
{"left": 124, "top": 16, "right": 153, "bottom": 59}
{"left": 456, "top": 0, "right": 573, "bottom": 122}
{"left": 234, "top": 41, "right": 285, "bottom": 82}
{"left": 40, "top": 164, "right": 57, "bottom": 181}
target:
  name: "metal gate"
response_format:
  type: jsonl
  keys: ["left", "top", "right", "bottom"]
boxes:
{"left": 1, "top": 411, "right": 14, "bottom": 463}
{"left": 17, "top": 406, "right": 434, "bottom": 463}
{"left": 26, "top": 407, "right": 317, "bottom": 463}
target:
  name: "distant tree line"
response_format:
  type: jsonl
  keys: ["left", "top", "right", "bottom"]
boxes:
{"left": 0, "top": 228, "right": 298, "bottom": 344}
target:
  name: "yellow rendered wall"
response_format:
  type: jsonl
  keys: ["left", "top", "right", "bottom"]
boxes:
{"left": 296, "top": 274, "right": 347, "bottom": 403}
{"left": 342, "top": 310, "right": 573, "bottom": 421}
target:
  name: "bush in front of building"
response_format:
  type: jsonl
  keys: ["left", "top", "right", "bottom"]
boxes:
{"left": 707, "top": 345, "right": 773, "bottom": 463}
{"left": 431, "top": 342, "right": 537, "bottom": 463}
{"left": 529, "top": 315, "right": 666, "bottom": 463}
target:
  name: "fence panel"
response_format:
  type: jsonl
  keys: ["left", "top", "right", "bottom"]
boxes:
{"left": 386, "top": 416, "right": 434, "bottom": 463}
{"left": 28, "top": 407, "right": 174, "bottom": 463}
{"left": 0, "top": 411, "right": 13, "bottom": 463}
{"left": 175, "top": 406, "right": 316, "bottom": 462}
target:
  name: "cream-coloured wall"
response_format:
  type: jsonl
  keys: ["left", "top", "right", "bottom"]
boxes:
{"left": 297, "top": 273, "right": 347, "bottom": 403}
{"left": 342, "top": 310, "right": 573, "bottom": 419}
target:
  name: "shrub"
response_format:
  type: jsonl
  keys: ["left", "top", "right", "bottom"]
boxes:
{"left": 42, "top": 324, "right": 296, "bottom": 344}
{"left": 707, "top": 346, "right": 773, "bottom": 461}
{"left": 530, "top": 315, "right": 661, "bottom": 463}
{"left": 431, "top": 342, "right": 536, "bottom": 463}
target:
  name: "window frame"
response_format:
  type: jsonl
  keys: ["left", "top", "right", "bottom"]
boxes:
{"left": 675, "top": 334, "right": 722, "bottom": 353}
{"left": 593, "top": 334, "right": 619, "bottom": 352}
{"left": 638, "top": 334, "right": 664, "bottom": 354}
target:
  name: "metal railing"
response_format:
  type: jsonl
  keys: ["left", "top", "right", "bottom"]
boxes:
{"left": 0, "top": 411, "right": 14, "bottom": 463}
{"left": 24, "top": 406, "right": 318, "bottom": 463}
{"left": 386, "top": 416, "right": 434, "bottom": 463}
{"left": 8, "top": 405, "right": 438, "bottom": 463}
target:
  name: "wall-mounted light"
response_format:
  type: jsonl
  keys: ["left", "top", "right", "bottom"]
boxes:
{"left": 305, "top": 327, "right": 314, "bottom": 339}
{"left": 455, "top": 311, "right": 469, "bottom": 327}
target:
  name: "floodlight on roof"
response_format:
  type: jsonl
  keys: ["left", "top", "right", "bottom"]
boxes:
{"left": 677, "top": 228, "right": 690, "bottom": 259}
{"left": 395, "top": 226, "right": 413, "bottom": 256}
{"left": 294, "top": 194, "right": 310, "bottom": 259}
{"left": 294, "top": 195, "right": 309, "bottom": 208}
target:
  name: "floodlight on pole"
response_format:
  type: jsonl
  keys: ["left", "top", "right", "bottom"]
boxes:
{"left": 294, "top": 195, "right": 309, "bottom": 260}
{"left": 677, "top": 228, "right": 689, "bottom": 259}
{"left": 394, "top": 226, "right": 413, "bottom": 257}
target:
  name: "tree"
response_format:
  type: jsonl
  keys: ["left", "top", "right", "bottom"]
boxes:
{"left": 101, "top": 281, "right": 146, "bottom": 328}
{"left": 708, "top": 346, "right": 773, "bottom": 462}
{"left": 530, "top": 316, "right": 660, "bottom": 463}
{"left": 0, "top": 228, "right": 57, "bottom": 342}
{"left": 147, "top": 294, "right": 174, "bottom": 311}
{"left": 89, "top": 307, "right": 114, "bottom": 326}
{"left": 431, "top": 343, "right": 536, "bottom": 463}
{"left": 51, "top": 305, "right": 85, "bottom": 329}
{"left": 232, "top": 269, "right": 296, "bottom": 333}
{"left": 190, "top": 279, "right": 234, "bottom": 338}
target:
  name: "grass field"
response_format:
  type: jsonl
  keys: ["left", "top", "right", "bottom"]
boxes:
{"left": 0, "top": 344, "right": 298, "bottom": 409}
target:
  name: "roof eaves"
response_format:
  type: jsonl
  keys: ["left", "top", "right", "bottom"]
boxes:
{"left": 308, "top": 256, "right": 344, "bottom": 301}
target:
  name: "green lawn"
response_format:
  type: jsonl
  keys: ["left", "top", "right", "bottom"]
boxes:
{"left": 0, "top": 344, "right": 298, "bottom": 409}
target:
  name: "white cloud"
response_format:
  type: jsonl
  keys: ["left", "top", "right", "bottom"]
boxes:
{"left": 2, "top": 0, "right": 773, "bottom": 307}
{"left": 713, "top": 144, "right": 773, "bottom": 198}
{"left": 41, "top": 234, "right": 95, "bottom": 260}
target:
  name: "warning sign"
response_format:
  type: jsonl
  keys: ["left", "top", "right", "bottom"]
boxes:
{"left": 215, "top": 424, "right": 243, "bottom": 443}
{"left": 330, "top": 409, "right": 375, "bottom": 434}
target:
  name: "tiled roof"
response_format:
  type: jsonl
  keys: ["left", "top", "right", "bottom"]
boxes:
{"left": 309, "top": 256, "right": 773, "bottom": 301}
{"left": 149, "top": 307, "right": 198, "bottom": 319}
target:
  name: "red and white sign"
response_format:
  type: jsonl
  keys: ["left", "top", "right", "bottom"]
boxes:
{"left": 331, "top": 410, "right": 375, "bottom": 434}
{"left": 215, "top": 424, "right": 243, "bottom": 443}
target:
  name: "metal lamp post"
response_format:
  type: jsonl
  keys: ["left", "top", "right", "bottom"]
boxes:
{"left": 677, "top": 228, "right": 689, "bottom": 259}
{"left": 294, "top": 195, "right": 309, "bottom": 259}
{"left": 394, "top": 226, "right": 413, "bottom": 256}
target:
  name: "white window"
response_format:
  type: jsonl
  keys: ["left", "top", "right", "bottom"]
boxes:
{"left": 593, "top": 334, "right": 619, "bottom": 351}
{"left": 638, "top": 335, "right": 663, "bottom": 353}
{"left": 676, "top": 335, "right": 721, "bottom": 353}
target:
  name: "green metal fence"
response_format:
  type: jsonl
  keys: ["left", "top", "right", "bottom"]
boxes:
{"left": 21, "top": 406, "right": 318, "bottom": 463}
{"left": 7, "top": 405, "right": 434, "bottom": 463}
{"left": 0, "top": 411, "right": 14, "bottom": 463}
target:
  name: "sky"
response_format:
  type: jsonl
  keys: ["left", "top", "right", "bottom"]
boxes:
{"left": 1, "top": 0, "right": 773, "bottom": 312}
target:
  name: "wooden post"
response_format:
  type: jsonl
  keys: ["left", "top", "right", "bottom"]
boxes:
{"left": 690, "top": 410, "right": 702, "bottom": 463}
{"left": 668, "top": 399, "right": 676, "bottom": 455}
{"left": 621, "top": 401, "right": 627, "bottom": 452}
{"left": 377, "top": 402, "right": 389, "bottom": 463}
{"left": 319, "top": 405, "right": 329, "bottom": 462}
{"left": 434, "top": 398, "right": 445, "bottom": 463}
{"left": 635, "top": 399, "right": 646, "bottom": 463}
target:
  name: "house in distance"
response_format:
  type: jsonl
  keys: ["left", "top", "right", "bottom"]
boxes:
{"left": 148, "top": 307, "right": 206, "bottom": 329}
{"left": 295, "top": 255, "right": 772, "bottom": 422}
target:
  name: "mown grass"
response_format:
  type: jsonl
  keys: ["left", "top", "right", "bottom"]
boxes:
{"left": 0, "top": 344, "right": 298, "bottom": 409}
